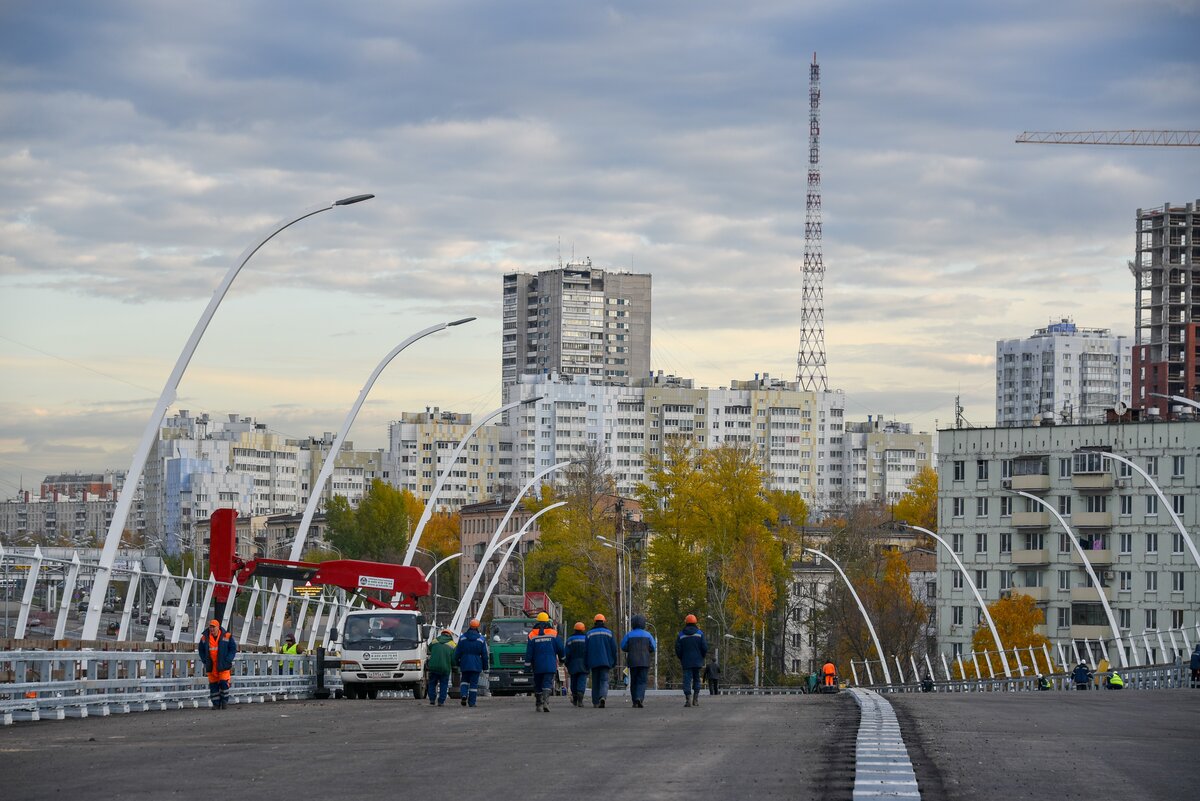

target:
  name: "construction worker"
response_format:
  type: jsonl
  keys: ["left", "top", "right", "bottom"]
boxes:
{"left": 822, "top": 659, "right": 836, "bottom": 689}
{"left": 674, "top": 613, "right": 708, "bottom": 707}
{"left": 620, "top": 614, "right": 656, "bottom": 708}
{"left": 565, "top": 622, "right": 589, "bottom": 707}
{"left": 454, "top": 619, "right": 488, "bottom": 708}
{"left": 198, "top": 619, "right": 237, "bottom": 710}
{"left": 703, "top": 656, "right": 722, "bottom": 696}
{"left": 585, "top": 613, "right": 618, "bottom": 708}
{"left": 1071, "top": 660, "right": 1092, "bottom": 691}
{"left": 1105, "top": 670, "right": 1125, "bottom": 690}
{"left": 427, "top": 628, "right": 456, "bottom": 707}
{"left": 278, "top": 634, "right": 301, "bottom": 674}
{"left": 525, "top": 611, "right": 564, "bottom": 712}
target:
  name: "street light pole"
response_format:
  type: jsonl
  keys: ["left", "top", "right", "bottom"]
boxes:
{"left": 83, "top": 193, "right": 374, "bottom": 641}
{"left": 804, "top": 547, "right": 892, "bottom": 686}
{"left": 268, "top": 318, "right": 474, "bottom": 644}
{"left": 1014, "top": 490, "right": 1128, "bottom": 668}
{"left": 403, "top": 395, "right": 543, "bottom": 566}
{"left": 904, "top": 524, "right": 1011, "bottom": 677}
{"left": 1094, "top": 451, "right": 1200, "bottom": 571}
{"left": 474, "top": 503, "right": 567, "bottom": 621}
{"left": 597, "top": 536, "right": 631, "bottom": 634}
{"left": 1149, "top": 392, "right": 1200, "bottom": 412}
{"left": 425, "top": 551, "right": 462, "bottom": 628}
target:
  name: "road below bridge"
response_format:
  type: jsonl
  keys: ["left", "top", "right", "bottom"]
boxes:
{"left": 1, "top": 692, "right": 856, "bottom": 801}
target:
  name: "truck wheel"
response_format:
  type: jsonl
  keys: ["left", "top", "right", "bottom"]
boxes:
{"left": 412, "top": 679, "right": 427, "bottom": 700}
{"left": 343, "top": 684, "right": 358, "bottom": 699}
{"left": 365, "top": 685, "right": 379, "bottom": 700}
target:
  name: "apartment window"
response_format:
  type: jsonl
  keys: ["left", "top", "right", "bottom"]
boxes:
{"left": 1172, "top": 495, "right": 1185, "bottom": 515}
{"left": 1058, "top": 495, "right": 1072, "bottom": 516}
{"left": 1057, "top": 607, "right": 1070, "bottom": 628}
{"left": 1058, "top": 570, "right": 1071, "bottom": 591}
{"left": 1146, "top": 456, "right": 1159, "bottom": 477}
{"left": 1172, "top": 609, "right": 1185, "bottom": 629}
{"left": 952, "top": 642, "right": 964, "bottom": 658}
{"left": 1000, "top": 496, "right": 1012, "bottom": 517}
{"left": 952, "top": 606, "right": 964, "bottom": 626}
{"left": 1117, "top": 460, "right": 1132, "bottom": 478}
{"left": 1024, "top": 532, "right": 1044, "bottom": 550}
{"left": 1120, "top": 495, "right": 1132, "bottom": 516}
{"left": 1172, "top": 455, "right": 1186, "bottom": 477}
{"left": 976, "top": 533, "right": 989, "bottom": 553}
{"left": 952, "top": 497, "right": 965, "bottom": 517}
{"left": 953, "top": 460, "right": 965, "bottom": 481}
{"left": 1145, "top": 608, "right": 1157, "bottom": 629}
{"left": 976, "top": 497, "right": 989, "bottom": 518}
{"left": 1146, "top": 532, "right": 1158, "bottom": 554}
{"left": 952, "top": 533, "right": 964, "bottom": 553}
{"left": 1146, "top": 495, "right": 1158, "bottom": 516}
{"left": 1173, "top": 533, "right": 1186, "bottom": 554}
{"left": 1058, "top": 458, "right": 1071, "bottom": 479}
{"left": 1118, "top": 608, "right": 1131, "bottom": 629}
{"left": 1059, "top": 533, "right": 1072, "bottom": 554}
{"left": 1002, "top": 459, "right": 1013, "bottom": 479}
{"left": 976, "top": 460, "right": 989, "bottom": 480}
{"left": 974, "top": 570, "right": 988, "bottom": 590}
{"left": 1000, "top": 533, "right": 1012, "bottom": 554}
{"left": 1119, "top": 533, "right": 1132, "bottom": 554}
{"left": 1084, "top": 495, "right": 1107, "bottom": 513}
{"left": 1146, "top": 571, "right": 1158, "bottom": 592}
{"left": 1172, "top": 571, "right": 1185, "bottom": 592}
{"left": 1000, "top": 571, "right": 1014, "bottom": 591}
{"left": 952, "top": 571, "right": 964, "bottom": 590}
{"left": 1118, "top": 571, "right": 1132, "bottom": 591}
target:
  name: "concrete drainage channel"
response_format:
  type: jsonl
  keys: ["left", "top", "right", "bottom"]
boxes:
{"left": 849, "top": 689, "right": 920, "bottom": 800}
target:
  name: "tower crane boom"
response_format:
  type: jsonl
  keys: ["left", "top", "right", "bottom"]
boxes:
{"left": 1016, "top": 130, "right": 1200, "bottom": 146}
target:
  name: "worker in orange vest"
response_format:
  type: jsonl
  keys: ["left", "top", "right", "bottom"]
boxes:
{"left": 822, "top": 659, "right": 836, "bottom": 688}
{"left": 198, "top": 619, "right": 238, "bottom": 709}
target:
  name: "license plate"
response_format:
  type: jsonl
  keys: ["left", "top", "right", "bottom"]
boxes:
{"left": 365, "top": 671, "right": 391, "bottom": 679}
{"left": 512, "top": 677, "right": 529, "bottom": 684}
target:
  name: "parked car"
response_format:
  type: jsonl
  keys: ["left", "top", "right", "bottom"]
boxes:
{"left": 106, "top": 621, "right": 120, "bottom": 636}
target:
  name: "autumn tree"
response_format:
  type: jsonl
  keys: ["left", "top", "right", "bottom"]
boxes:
{"left": 893, "top": 466, "right": 937, "bottom": 534}
{"left": 325, "top": 479, "right": 420, "bottom": 562}
{"left": 964, "top": 593, "right": 1053, "bottom": 676}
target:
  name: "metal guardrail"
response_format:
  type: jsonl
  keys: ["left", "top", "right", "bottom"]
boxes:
{"left": 0, "top": 650, "right": 334, "bottom": 725}
{"left": 857, "top": 664, "right": 1193, "bottom": 694}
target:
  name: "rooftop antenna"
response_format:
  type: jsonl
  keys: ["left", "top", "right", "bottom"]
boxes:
{"left": 557, "top": 236, "right": 562, "bottom": 269}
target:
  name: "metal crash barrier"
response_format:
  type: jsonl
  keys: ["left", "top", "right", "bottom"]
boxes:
{"left": 0, "top": 650, "right": 339, "bottom": 725}
{"left": 857, "top": 663, "right": 1193, "bottom": 694}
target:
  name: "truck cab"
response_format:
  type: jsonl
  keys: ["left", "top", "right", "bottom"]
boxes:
{"left": 486, "top": 617, "right": 538, "bottom": 694}
{"left": 335, "top": 609, "right": 427, "bottom": 700}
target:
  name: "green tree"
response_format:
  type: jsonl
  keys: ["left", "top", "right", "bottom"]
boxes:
{"left": 325, "top": 479, "right": 416, "bottom": 562}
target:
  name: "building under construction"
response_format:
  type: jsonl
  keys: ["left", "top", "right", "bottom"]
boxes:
{"left": 1131, "top": 200, "right": 1200, "bottom": 414}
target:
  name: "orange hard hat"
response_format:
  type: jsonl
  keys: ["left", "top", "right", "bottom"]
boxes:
{"left": 574, "top": 622, "right": 585, "bottom": 631}
{"left": 594, "top": 614, "right": 606, "bottom": 623}
{"left": 469, "top": 619, "right": 480, "bottom": 628}
{"left": 684, "top": 614, "right": 698, "bottom": 624}
{"left": 209, "top": 619, "right": 221, "bottom": 627}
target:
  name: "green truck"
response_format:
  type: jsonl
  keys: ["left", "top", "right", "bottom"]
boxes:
{"left": 484, "top": 592, "right": 564, "bottom": 695}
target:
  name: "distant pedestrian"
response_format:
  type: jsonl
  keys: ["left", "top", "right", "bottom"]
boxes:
{"left": 674, "top": 614, "right": 708, "bottom": 707}
{"left": 454, "top": 619, "right": 488, "bottom": 708}
{"left": 525, "top": 612, "right": 564, "bottom": 712}
{"left": 278, "top": 634, "right": 301, "bottom": 674}
{"left": 620, "top": 614, "right": 656, "bottom": 708}
{"left": 822, "top": 659, "right": 837, "bottom": 689}
{"left": 565, "top": 622, "right": 589, "bottom": 707}
{"left": 1036, "top": 674, "right": 1052, "bottom": 691}
{"left": 198, "top": 619, "right": 237, "bottom": 710}
{"left": 920, "top": 674, "right": 934, "bottom": 693}
{"left": 703, "top": 657, "right": 722, "bottom": 696}
{"left": 1105, "top": 670, "right": 1125, "bottom": 690}
{"left": 427, "top": 628, "right": 456, "bottom": 707}
{"left": 585, "top": 614, "right": 618, "bottom": 708}
{"left": 1191, "top": 644, "right": 1200, "bottom": 688}
{"left": 1071, "top": 661, "right": 1092, "bottom": 691}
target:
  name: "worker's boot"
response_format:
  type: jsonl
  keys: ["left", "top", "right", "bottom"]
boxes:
{"left": 684, "top": 695, "right": 692, "bottom": 707}
{"left": 692, "top": 692, "right": 699, "bottom": 707}
{"left": 535, "top": 692, "right": 543, "bottom": 712}
{"left": 542, "top": 692, "right": 550, "bottom": 712}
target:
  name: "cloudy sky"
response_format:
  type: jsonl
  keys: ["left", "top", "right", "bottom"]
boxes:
{"left": 2, "top": 0, "right": 1198, "bottom": 496}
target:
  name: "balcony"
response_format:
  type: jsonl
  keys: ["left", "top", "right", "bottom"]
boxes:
{"left": 1071, "top": 585, "right": 1115, "bottom": 602}
{"left": 1072, "top": 474, "right": 1113, "bottom": 492}
{"left": 1012, "top": 511, "right": 1050, "bottom": 528}
{"left": 1073, "top": 511, "right": 1112, "bottom": 528}
{"left": 1070, "top": 624, "right": 1113, "bottom": 640}
{"left": 1071, "top": 549, "right": 1112, "bottom": 566}
{"left": 1011, "top": 474, "right": 1051, "bottom": 492}
{"left": 1012, "top": 549, "right": 1051, "bottom": 566}
{"left": 1011, "top": 586, "right": 1050, "bottom": 602}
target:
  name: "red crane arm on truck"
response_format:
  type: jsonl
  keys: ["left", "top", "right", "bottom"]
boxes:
{"left": 207, "top": 508, "right": 430, "bottom": 610}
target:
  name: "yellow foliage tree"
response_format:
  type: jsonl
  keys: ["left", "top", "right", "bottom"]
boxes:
{"left": 892, "top": 466, "right": 937, "bottom": 533}
{"left": 963, "top": 593, "right": 1053, "bottom": 677}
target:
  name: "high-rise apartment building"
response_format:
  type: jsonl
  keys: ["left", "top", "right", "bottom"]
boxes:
{"left": 383, "top": 409, "right": 512, "bottom": 509}
{"left": 996, "top": 320, "right": 1131, "bottom": 427}
{"left": 501, "top": 262, "right": 651, "bottom": 399}
{"left": 841, "top": 418, "right": 932, "bottom": 504}
{"left": 936, "top": 421, "right": 1199, "bottom": 666}
{"left": 1132, "top": 200, "right": 1200, "bottom": 415}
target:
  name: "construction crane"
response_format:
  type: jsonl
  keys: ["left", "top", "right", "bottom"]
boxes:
{"left": 1016, "top": 130, "right": 1200, "bottom": 146}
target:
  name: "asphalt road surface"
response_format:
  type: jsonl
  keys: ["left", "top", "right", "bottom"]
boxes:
{"left": 0, "top": 692, "right": 857, "bottom": 801}
{"left": 889, "top": 690, "right": 1200, "bottom": 801}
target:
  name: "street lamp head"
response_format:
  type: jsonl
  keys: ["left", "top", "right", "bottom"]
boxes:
{"left": 448, "top": 317, "right": 476, "bottom": 327}
{"left": 333, "top": 194, "right": 375, "bottom": 206}
{"left": 521, "top": 395, "right": 543, "bottom": 405}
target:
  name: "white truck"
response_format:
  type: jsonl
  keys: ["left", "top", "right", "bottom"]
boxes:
{"left": 334, "top": 608, "right": 429, "bottom": 700}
